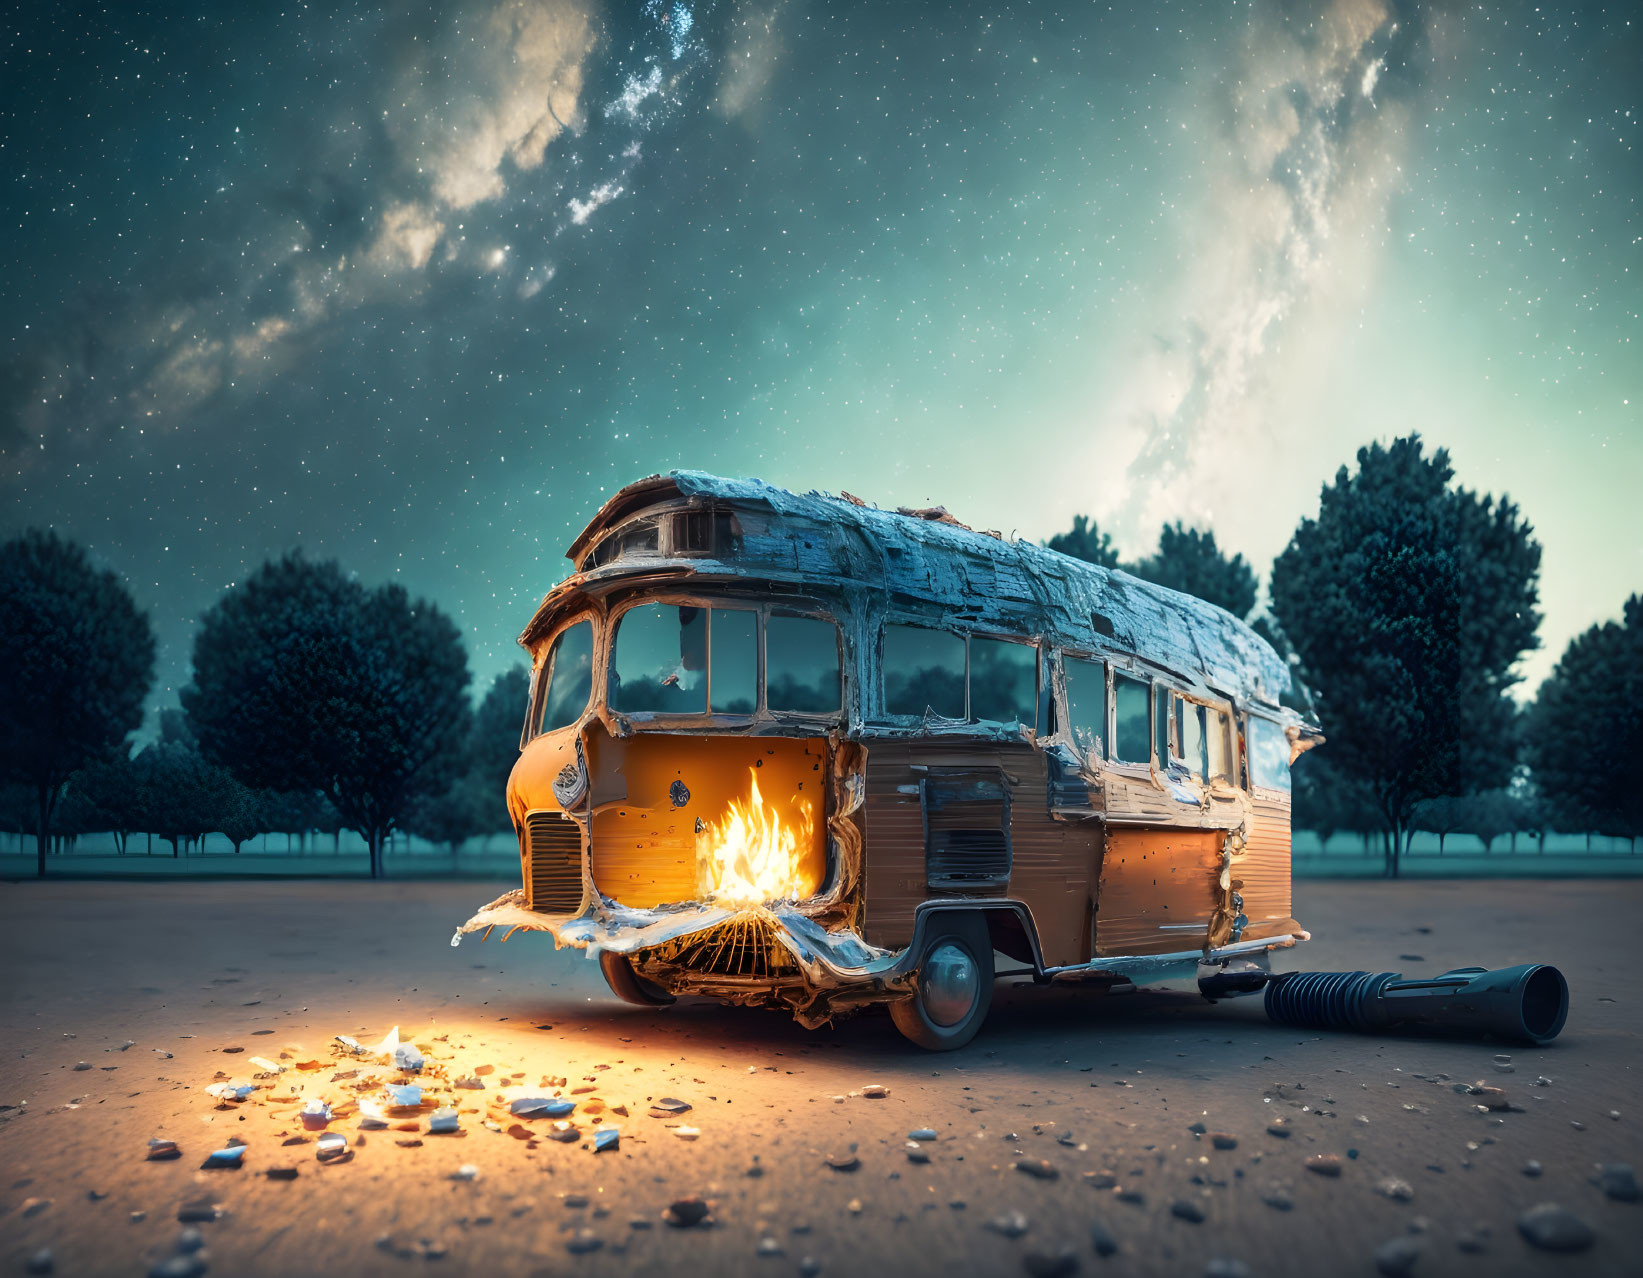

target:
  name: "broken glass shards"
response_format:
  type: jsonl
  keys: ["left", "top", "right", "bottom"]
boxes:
{"left": 249, "top": 1056, "right": 285, "bottom": 1075}
{"left": 427, "top": 1108, "right": 460, "bottom": 1134}
{"left": 386, "top": 1084, "right": 424, "bottom": 1109}
{"left": 509, "top": 1097, "right": 575, "bottom": 1118}
{"left": 594, "top": 1128, "right": 620, "bottom": 1153}
{"left": 299, "top": 1099, "right": 333, "bottom": 1130}
{"left": 334, "top": 1035, "right": 366, "bottom": 1055}
{"left": 201, "top": 1143, "right": 246, "bottom": 1170}
{"left": 315, "top": 1132, "right": 351, "bottom": 1163}
{"left": 205, "top": 1082, "right": 255, "bottom": 1103}
{"left": 146, "top": 1138, "right": 181, "bottom": 1161}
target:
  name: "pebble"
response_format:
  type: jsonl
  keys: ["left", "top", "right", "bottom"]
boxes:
{"left": 1522, "top": 1160, "right": 1543, "bottom": 1178}
{"left": 756, "top": 1237, "right": 784, "bottom": 1257}
{"left": 905, "top": 1144, "right": 929, "bottom": 1165}
{"left": 798, "top": 1260, "right": 821, "bottom": 1278}
{"left": 1516, "top": 1203, "right": 1595, "bottom": 1253}
{"left": 1260, "top": 1188, "right": 1294, "bottom": 1212}
{"left": 25, "top": 1250, "right": 53, "bottom": 1276}
{"left": 861, "top": 1084, "right": 889, "bottom": 1099}
{"left": 1089, "top": 1222, "right": 1118, "bottom": 1257}
{"left": 147, "top": 1258, "right": 206, "bottom": 1278}
{"left": 1209, "top": 1133, "right": 1238, "bottom": 1151}
{"left": 176, "top": 1228, "right": 205, "bottom": 1255}
{"left": 671, "top": 1126, "right": 700, "bottom": 1141}
{"left": 265, "top": 1167, "right": 299, "bottom": 1181}
{"left": 1373, "top": 1236, "right": 1420, "bottom": 1277}
{"left": 1204, "top": 1261, "right": 1251, "bottom": 1278}
{"left": 20, "top": 1197, "right": 51, "bottom": 1218}
{"left": 176, "top": 1199, "right": 221, "bottom": 1224}
{"left": 1170, "top": 1199, "right": 1206, "bottom": 1224}
{"left": 1265, "top": 1123, "right": 1290, "bottom": 1139}
{"left": 664, "top": 1198, "right": 710, "bottom": 1228}
{"left": 1304, "top": 1154, "right": 1342, "bottom": 1177}
{"left": 1594, "top": 1163, "right": 1639, "bottom": 1202}
{"left": 1017, "top": 1159, "right": 1059, "bottom": 1181}
{"left": 1082, "top": 1171, "right": 1117, "bottom": 1189}
{"left": 564, "top": 1229, "right": 602, "bottom": 1254}
{"left": 1455, "top": 1226, "right": 1490, "bottom": 1254}
{"left": 985, "top": 1210, "right": 1030, "bottom": 1239}
{"left": 825, "top": 1153, "right": 860, "bottom": 1172}
{"left": 451, "top": 1165, "right": 479, "bottom": 1182}
{"left": 1023, "top": 1247, "right": 1079, "bottom": 1278}
{"left": 1375, "top": 1177, "right": 1414, "bottom": 1202}
{"left": 908, "top": 1129, "right": 938, "bottom": 1142}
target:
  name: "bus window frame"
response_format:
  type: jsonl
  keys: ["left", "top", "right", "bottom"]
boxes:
{"left": 1054, "top": 647, "right": 1110, "bottom": 763}
{"left": 603, "top": 592, "right": 846, "bottom": 728}
{"left": 876, "top": 620, "right": 1040, "bottom": 730}
{"left": 525, "top": 610, "right": 600, "bottom": 745}
{"left": 1105, "top": 662, "right": 1156, "bottom": 773}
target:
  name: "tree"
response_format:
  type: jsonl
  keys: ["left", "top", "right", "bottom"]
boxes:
{"left": 182, "top": 554, "right": 472, "bottom": 878}
{"left": 60, "top": 751, "right": 147, "bottom": 854}
{"left": 468, "top": 666, "right": 529, "bottom": 834}
{"left": 1046, "top": 515, "right": 1121, "bottom": 569}
{"left": 1130, "top": 522, "right": 1258, "bottom": 619}
{"left": 0, "top": 531, "right": 156, "bottom": 876}
{"left": 403, "top": 772, "right": 488, "bottom": 855}
{"left": 1527, "top": 594, "right": 1643, "bottom": 849}
{"left": 1269, "top": 436, "right": 1540, "bottom": 877}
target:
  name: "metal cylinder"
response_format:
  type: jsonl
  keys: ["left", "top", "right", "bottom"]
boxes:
{"left": 1264, "top": 963, "right": 1568, "bottom": 1045}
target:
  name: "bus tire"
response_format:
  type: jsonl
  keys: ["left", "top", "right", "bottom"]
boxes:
{"left": 890, "top": 913, "right": 994, "bottom": 1050}
{"left": 598, "top": 951, "right": 675, "bottom": 1007}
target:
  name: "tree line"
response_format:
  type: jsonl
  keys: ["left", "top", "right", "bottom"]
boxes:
{"left": 1050, "top": 435, "right": 1641, "bottom": 874}
{"left": 3, "top": 434, "right": 1638, "bottom": 878}
{"left": 0, "top": 541, "right": 528, "bottom": 878}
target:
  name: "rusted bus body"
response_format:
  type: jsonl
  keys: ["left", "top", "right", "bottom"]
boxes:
{"left": 455, "top": 471, "right": 1318, "bottom": 1047}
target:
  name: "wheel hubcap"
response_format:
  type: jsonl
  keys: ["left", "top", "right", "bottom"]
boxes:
{"left": 921, "top": 941, "right": 978, "bottom": 1026}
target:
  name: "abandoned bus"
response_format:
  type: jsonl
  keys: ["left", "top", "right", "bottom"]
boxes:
{"left": 455, "top": 471, "right": 1320, "bottom": 1049}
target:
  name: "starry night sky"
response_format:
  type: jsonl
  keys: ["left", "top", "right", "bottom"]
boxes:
{"left": 4, "top": 0, "right": 1639, "bottom": 722}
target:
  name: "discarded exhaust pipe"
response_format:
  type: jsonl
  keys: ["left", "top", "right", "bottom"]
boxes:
{"left": 1263, "top": 964, "right": 1569, "bottom": 1046}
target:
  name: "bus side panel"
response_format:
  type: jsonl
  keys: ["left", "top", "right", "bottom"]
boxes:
{"left": 860, "top": 740, "right": 926, "bottom": 950}
{"left": 1002, "top": 746, "right": 1095, "bottom": 968}
{"left": 1235, "top": 790, "right": 1299, "bottom": 941}
{"left": 1094, "top": 827, "right": 1223, "bottom": 956}
{"left": 860, "top": 741, "right": 1097, "bottom": 967}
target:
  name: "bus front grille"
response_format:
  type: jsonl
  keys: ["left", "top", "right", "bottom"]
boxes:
{"left": 647, "top": 914, "right": 799, "bottom": 980}
{"left": 526, "top": 811, "right": 584, "bottom": 914}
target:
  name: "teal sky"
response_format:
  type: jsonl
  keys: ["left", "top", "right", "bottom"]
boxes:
{"left": 4, "top": 0, "right": 1637, "bottom": 714}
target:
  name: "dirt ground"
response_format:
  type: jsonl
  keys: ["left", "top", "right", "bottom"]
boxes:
{"left": 1, "top": 878, "right": 1638, "bottom": 1277}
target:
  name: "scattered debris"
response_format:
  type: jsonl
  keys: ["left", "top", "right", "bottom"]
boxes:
{"left": 1516, "top": 1203, "right": 1595, "bottom": 1253}
{"left": 146, "top": 1138, "right": 181, "bottom": 1162}
{"left": 672, "top": 1125, "right": 701, "bottom": 1141}
{"left": 1305, "top": 1154, "right": 1343, "bottom": 1177}
{"left": 1375, "top": 1177, "right": 1414, "bottom": 1202}
{"left": 1089, "top": 1221, "right": 1118, "bottom": 1257}
{"left": 594, "top": 1128, "right": 620, "bottom": 1153}
{"left": 428, "top": 1108, "right": 460, "bottom": 1134}
{"left": 825, "top": 1152, "right": 860, "bottom": 1172}
{"left": 1023, "top": 1247, "right": 1079, "bottom": 1278}
{"left": 201, "top": 1143, "right": 246, "bottom": 1170}
{"left": 662, "top": 1196, "right": 710, "bottom": 1227}
{"left": 861, "top": 1084, "right": 889, "bottom": 1099}
{"left": 1594, "top": 1164, "right": 1639, "bottom": 1202}
{"left": 985, "top": 1210, "right": 1030, "bottom": 1239}
{"left": 451, "top": 1164, "right": 479, "bottom": 1181}
{"left": 316, "top": 1132, "right": 351, "bottom": 1163}
{"left": 1374, "top": 1237, "right": 1420, "bottom": 1277}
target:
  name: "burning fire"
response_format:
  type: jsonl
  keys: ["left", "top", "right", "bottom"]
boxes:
{"left": 696, "top": 768, "right": 818, "bottom": 907}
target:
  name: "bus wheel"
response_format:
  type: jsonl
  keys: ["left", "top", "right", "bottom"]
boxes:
{"left": 598, "top": 952, "right": 675, "bottom": 1007}
{"left": 890, "top": 914, "right": 994, "bottom": 1050}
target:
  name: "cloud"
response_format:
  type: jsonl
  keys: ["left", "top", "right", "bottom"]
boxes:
{"left": 568, "top": 180, "right": 625, "bottom": 224}
{"left": 366, "top": 202, "right": 448, "bottom": 273}
{"left": 714, "top": 0, "right": 785, "bottom": 118}
{"left": 1097, "top": 0, "right": 1444, "bottom": 541}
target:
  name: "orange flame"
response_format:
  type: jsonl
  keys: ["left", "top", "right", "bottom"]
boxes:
{"left": 696, "top": 767, "right": 818, "bottom": 907}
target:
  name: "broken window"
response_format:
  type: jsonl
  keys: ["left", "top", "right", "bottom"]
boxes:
{"left": 969, "top": 637, "right": 1037, "bottom": 727}
{"left": 1205, "top": 706, "right": 1232, "bottom": 781}
{"left": 1173, "top": 695, "right": 1206, "bottom": 778}
{"left": 610, "top": 604, "right": 709, "bottom": 714}
{"left": 1112, "top": 671, "right": 1151, "bottom": 765}
{"left": 710, "top": 608, "right": 759, "bottom": 714}
{"left": 1247, "top": 715, "right": 1291, "bottom": 793}
{"left": 766, "top": 614, "right": 842, "bottom": 715}
{"left": 922, "top": 770, "right": 1012, "bottom": 890}
{"left": 539, "top": 620, "right": 594, "bottom": 732}
{"left": 1063, "top": 655, "right": 1107, "bottom": 757}
{"left": 883, "top": 624, "right": 966, "bottom": 719}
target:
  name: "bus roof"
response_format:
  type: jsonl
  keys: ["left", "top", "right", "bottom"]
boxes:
{"left": 551, "top": 470, "right": 1294, "bottom": 711}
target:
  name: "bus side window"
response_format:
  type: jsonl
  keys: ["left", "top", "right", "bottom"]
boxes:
{"left": 1063, "top": 655, "right": 1107, "bottom": 759}
{"left": 609, "top": 605, "right": 708, "bottom": 714}
{"left": 1247, "top": 715, "right": 1292, "bottom": 793}
{"left": 1112, "top": 671, "right": 1151, "bottom": 765}
{"left": 538, "top": 620, "right": 595, "bottom": 733}
{"left": 883, "top": 624, "right": 966, "bottom": 719}
{"left": 969, "top": 637, "right": 1037, "bottom": 727}
{"left": 766, "top": 614, "right": 842, "bottom": 714}
{"left": 709, "top": 608, "right": 759, "bottom": 714}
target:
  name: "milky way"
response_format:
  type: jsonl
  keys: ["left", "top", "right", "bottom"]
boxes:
{"left": 3, "top": 0, "right": 1638, "bottom": 720}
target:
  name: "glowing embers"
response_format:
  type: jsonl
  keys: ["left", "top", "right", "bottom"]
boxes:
{"left": 695, "top": 767, "right": 818, "bottom": 907}
{"left": 647, "top": 911, "right": 799, "bottom": 980}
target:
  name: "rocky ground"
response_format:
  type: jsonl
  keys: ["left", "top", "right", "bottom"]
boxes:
{"left": 0, "top": 877, "right": 1637, "bottom": 1277}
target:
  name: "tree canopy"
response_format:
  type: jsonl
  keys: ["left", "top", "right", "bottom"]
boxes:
{"left": 1528, "top": 594, "right": 1642, "bottom": 842}
{"left": 182, "top": 553, "right": 471, "bottom": 878}
{"left": 1130, "top": 522, "right": 1258, "bottom": 619}
{"left": 0, "top": 530, "right": 155, "bottom": 875}
{"left": 1045, "top": 514, "right": 1121, "bottom": 569}
{"left": 1269, "top": 435, "right": 1540, "bottom": 874}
